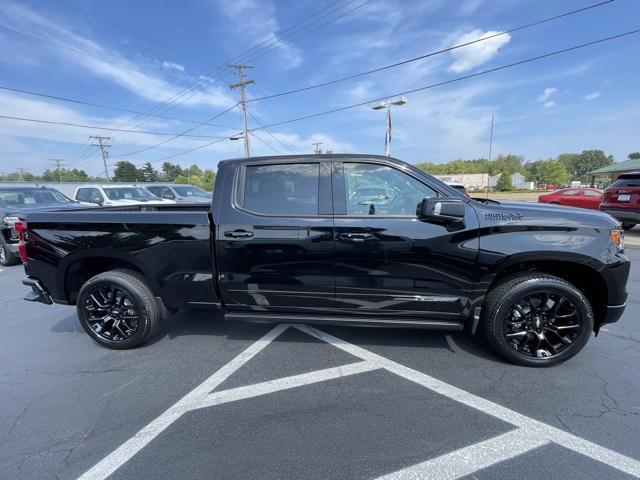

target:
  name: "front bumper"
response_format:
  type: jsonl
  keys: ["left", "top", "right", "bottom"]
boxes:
{"left": 600, "top": 207, "right": 640, "bottom": 224}
{"left": 22, "top": 277, "right": 53, "bottom": 305}
{"left": 601, "top": 303, "right": 626, "bottom": 326}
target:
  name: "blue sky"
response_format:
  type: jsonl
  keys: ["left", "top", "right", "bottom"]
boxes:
{"left": 0, "top": 0, "right": 638, "bottom": 177}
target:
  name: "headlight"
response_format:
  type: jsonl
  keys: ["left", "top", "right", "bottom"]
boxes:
{"left": 610, "top": 229, "right": 624, "bottom": 252}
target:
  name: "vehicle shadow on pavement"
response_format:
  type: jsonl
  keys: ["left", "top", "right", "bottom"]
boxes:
{"left": 49, "top": 308, "right": 504, "bottom": 364}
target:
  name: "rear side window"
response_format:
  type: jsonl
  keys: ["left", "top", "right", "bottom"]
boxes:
{"left": 611, "top": 177, "right": 640, "bottom": 187}
{"left": 584, "top": 189, "right": 602, "bottom": 197}
{"left": 76, "top": 188, "right": 91, "bottom": 201}
{"left": 243, "top": 163, "right": 319, "bottom": 215}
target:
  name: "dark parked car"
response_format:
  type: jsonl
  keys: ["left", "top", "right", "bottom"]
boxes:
{"left": 600, "top": 171, "right": 640, "bottom": 230}
{"left": 0, "top": 186, "right": 88, "bottom": 266}
{"left": 17, "top": 155, "right": 629, "bottom": 367}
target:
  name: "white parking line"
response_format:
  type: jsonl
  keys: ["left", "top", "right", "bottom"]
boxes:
{"left": 76, "top": 324, "right": 640, "bottom": 480}
{"left": 297, "top": 326, "right": 640, "bottom": 478}
{"left": 376, "top": 428, "right": 549, "bottom": 480}
{"left": 190, "top": 361, "right": 377, "bottom": 411}
{"left": 76, "top": 323, "right": 289, "bottom": 480}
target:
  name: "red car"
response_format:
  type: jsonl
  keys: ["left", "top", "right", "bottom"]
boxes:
{"left": 600, "top": 171, "right": 640, "bottom": 230}
{"left": 538, "top": 187, "right": 603, "bottom": 209}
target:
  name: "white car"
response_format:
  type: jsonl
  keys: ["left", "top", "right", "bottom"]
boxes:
{"left": 143, "top": 184, "right": 211, "bottom": 204}
{"left": 74, "top": 185, "right": 176, "bottom": 206}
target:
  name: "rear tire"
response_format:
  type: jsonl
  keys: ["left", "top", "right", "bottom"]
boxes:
{"left": 622, "top": 223, "right": 635, "bottom": 231}
{"left": 76, "top": 270, "right": 160, "bottom": 349}
{"left": 481, "top": 273, "right": 593, "bottom": 367}
{"left": 0, "top": 238, "right": 20, "bottom": 266}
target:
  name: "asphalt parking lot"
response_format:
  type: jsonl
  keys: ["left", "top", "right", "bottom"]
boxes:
{"left": 1, "top": 248, "right": 639, "bottom": 480}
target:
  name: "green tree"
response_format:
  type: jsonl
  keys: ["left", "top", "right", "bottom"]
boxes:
{"left": 559, "top": 150, "right": 614, "bottom": 181}
{"left": 113, "top": 161, "right": 142, "bottom": 182}
{"left": 140, "top": 162, "right": 160, "bottom": 182}
{"left": 496, "top": 171, "right": 512, "bottom": 191}
{"left": 161, "top": 162, "right": 183, "bottom": 181}
{"left": 628, "top": 152, "right": 640, "bottom": 160}
{"left": 41, "top": 168, "right": 91, "bottom": 182}
{"left": 539, "top": 159, "right": 571, "bottom": 185}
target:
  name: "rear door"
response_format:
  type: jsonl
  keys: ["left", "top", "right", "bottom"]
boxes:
{"left": 216, "top": 159, "right": 335, "bottom": 312}
{"left": 331, "top": 159, "right": 479, "bottom": 321}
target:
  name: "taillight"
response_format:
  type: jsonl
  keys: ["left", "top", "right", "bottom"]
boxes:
{"left": 14, "top": 220, "right": 28, "bottom": 263}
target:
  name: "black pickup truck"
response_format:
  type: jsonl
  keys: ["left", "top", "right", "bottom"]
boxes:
{"left": 17, "top": 155, "right": 630, "bottom": 366}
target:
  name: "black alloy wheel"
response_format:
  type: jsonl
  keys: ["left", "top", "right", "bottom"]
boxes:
{"left": 482, "top": 273, "right": 593, "bottom": 367}
{"left": 504, "top": 291, "right": 582, "bottom": 359}
{"left": 77, "top": 270, "right": 160, "bottom": 349}
{"left": 84, "top": 283, "right": 140, "bottom": 343}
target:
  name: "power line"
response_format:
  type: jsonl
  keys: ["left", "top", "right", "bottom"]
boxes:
{"left": 242, "top": 29, "right": 640, "bottom": 132}
{"left": 123, "top": 29, "right": 640, "bottom": 165}
{"left": 95, "top": 1, "right": 353, "bottom": 136}
{"left": 223, "top": 0, "right": 345, "bottom": 65}
{"left": 251, "top": 131, "right": 283, "bottom": 155}
{"left": 0, "top": 85, "right": 234, "bottom": 128}
{"left": 246, "top": 0, "right": 616, "bottom": 103}
{"left": 51, "top": 0, "right": 219, "bottom": 68}
{"left": 248, "top": 111, "right": 298, "bottom": 154}
{"left": 0, "top": 114, "right": 234, "bottom": 138}
{"left": 109, "top": 104, "right": 241, "bottom": 160}
{"left": 244, "top": 0, "right": 373, "bottom": 64}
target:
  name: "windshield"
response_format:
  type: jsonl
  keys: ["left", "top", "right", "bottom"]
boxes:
{"left": 611, "top": 176, "right": 640, "bottom": 188}
{"left": 103, "top": 187, "right": 156, "bottom": 200}
{"left": 173, "top": 185, "right": 209, "bottom": 197}
{"left": 0, "top": 188, "right": 72, "bottom": 206}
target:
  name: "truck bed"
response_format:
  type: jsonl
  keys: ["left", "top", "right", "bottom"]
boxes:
{"left": 21, "top": 204, "right": 218, "bottom": 310}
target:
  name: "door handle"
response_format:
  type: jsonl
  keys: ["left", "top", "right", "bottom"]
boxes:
{"left": 339, "top": 232, "right": 374, "bottom": 242}
{"left": 224, "top": 229, "right": 254, "bottom": 239}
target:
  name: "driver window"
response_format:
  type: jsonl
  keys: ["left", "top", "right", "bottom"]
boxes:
{"left": 343, "top": 163, "right": 436, "bottom": 216}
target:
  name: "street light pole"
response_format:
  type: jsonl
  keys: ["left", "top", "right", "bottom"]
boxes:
{"left": 371, "top": 96, "right": 407, "bottom": 157}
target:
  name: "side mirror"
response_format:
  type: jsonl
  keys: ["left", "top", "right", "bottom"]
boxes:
{"left": 417, "top": 197, "right": 465, "bottom": 223}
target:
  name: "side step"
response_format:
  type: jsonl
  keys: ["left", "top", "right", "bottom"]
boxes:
{"left": 225, "top": 312, "right": 464, "bottom": 331}
{"left": 22, "top": 277, "right": 53, "bottom": 305}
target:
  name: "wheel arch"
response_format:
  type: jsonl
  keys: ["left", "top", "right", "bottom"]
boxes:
{"left": 472, "top": 253, "right": 608, "bottom": 333}
{"left": 58, "top": 249, "right": 157, "bottom": 305}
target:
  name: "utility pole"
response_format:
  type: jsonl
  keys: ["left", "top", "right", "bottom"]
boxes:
{"left": 90, "top": 135, "right": 111, "bottom": 182}
{"left": 16, "top": 168, "right": 29, "bottom": 181}
{"left": 228, "top": 64, "right": 254, "bottom": 158}
{"left": 50, "top": 158, "right": 65, "bottom": 182}
{"left": 312, "top": 142, "right": 323, "bottom": 154}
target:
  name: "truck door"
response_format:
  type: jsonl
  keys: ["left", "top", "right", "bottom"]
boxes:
{"left": 216, "top": 159, "right": 335, "bottom": 312}
{"left": 331, "top": 159, "right": 479, "bottom": 321}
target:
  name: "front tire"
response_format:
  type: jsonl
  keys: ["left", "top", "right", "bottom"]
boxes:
{"left": 481, "top": 273, "right": 593, "bottom": 367}
{"left": 0, "top": 238, "right": 20, "bottom": 266}
{"left": 76, "top": 270, "right": 160, "bottom": 349}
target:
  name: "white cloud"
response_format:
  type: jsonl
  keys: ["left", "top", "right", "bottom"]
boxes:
{"left": 162, "top": 61, "right": 185, "bottom": 72}
{"left": 543, "top": 101, "right": 555, "bottom": 108}
{"left": 585, "top": 92, "right": 601, "bottom": 101}
{"left": 448, "top": 30, "right": 511, "bottom": 73}
{"left": 213, "top": 0, "right": 303, "bottom": 70}
{"left": 537, "top": 87, "right": 558, "bottom": 103}
{"left": 0, "top": 1, "right": 235, "bottom": 109}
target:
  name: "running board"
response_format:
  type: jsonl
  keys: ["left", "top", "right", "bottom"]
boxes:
{"left": 225, "top": 312, "right": 464, "bottom": 331}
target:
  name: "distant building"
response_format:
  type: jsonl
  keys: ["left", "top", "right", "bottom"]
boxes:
{"left": 433, "top": 173, "right": 489, "bottom": 191}
{"left": 488, "top": 172, "right": 534, "bottom": 190}
{"left": 589, "top": 158, "right": 640, "bottom": 186}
